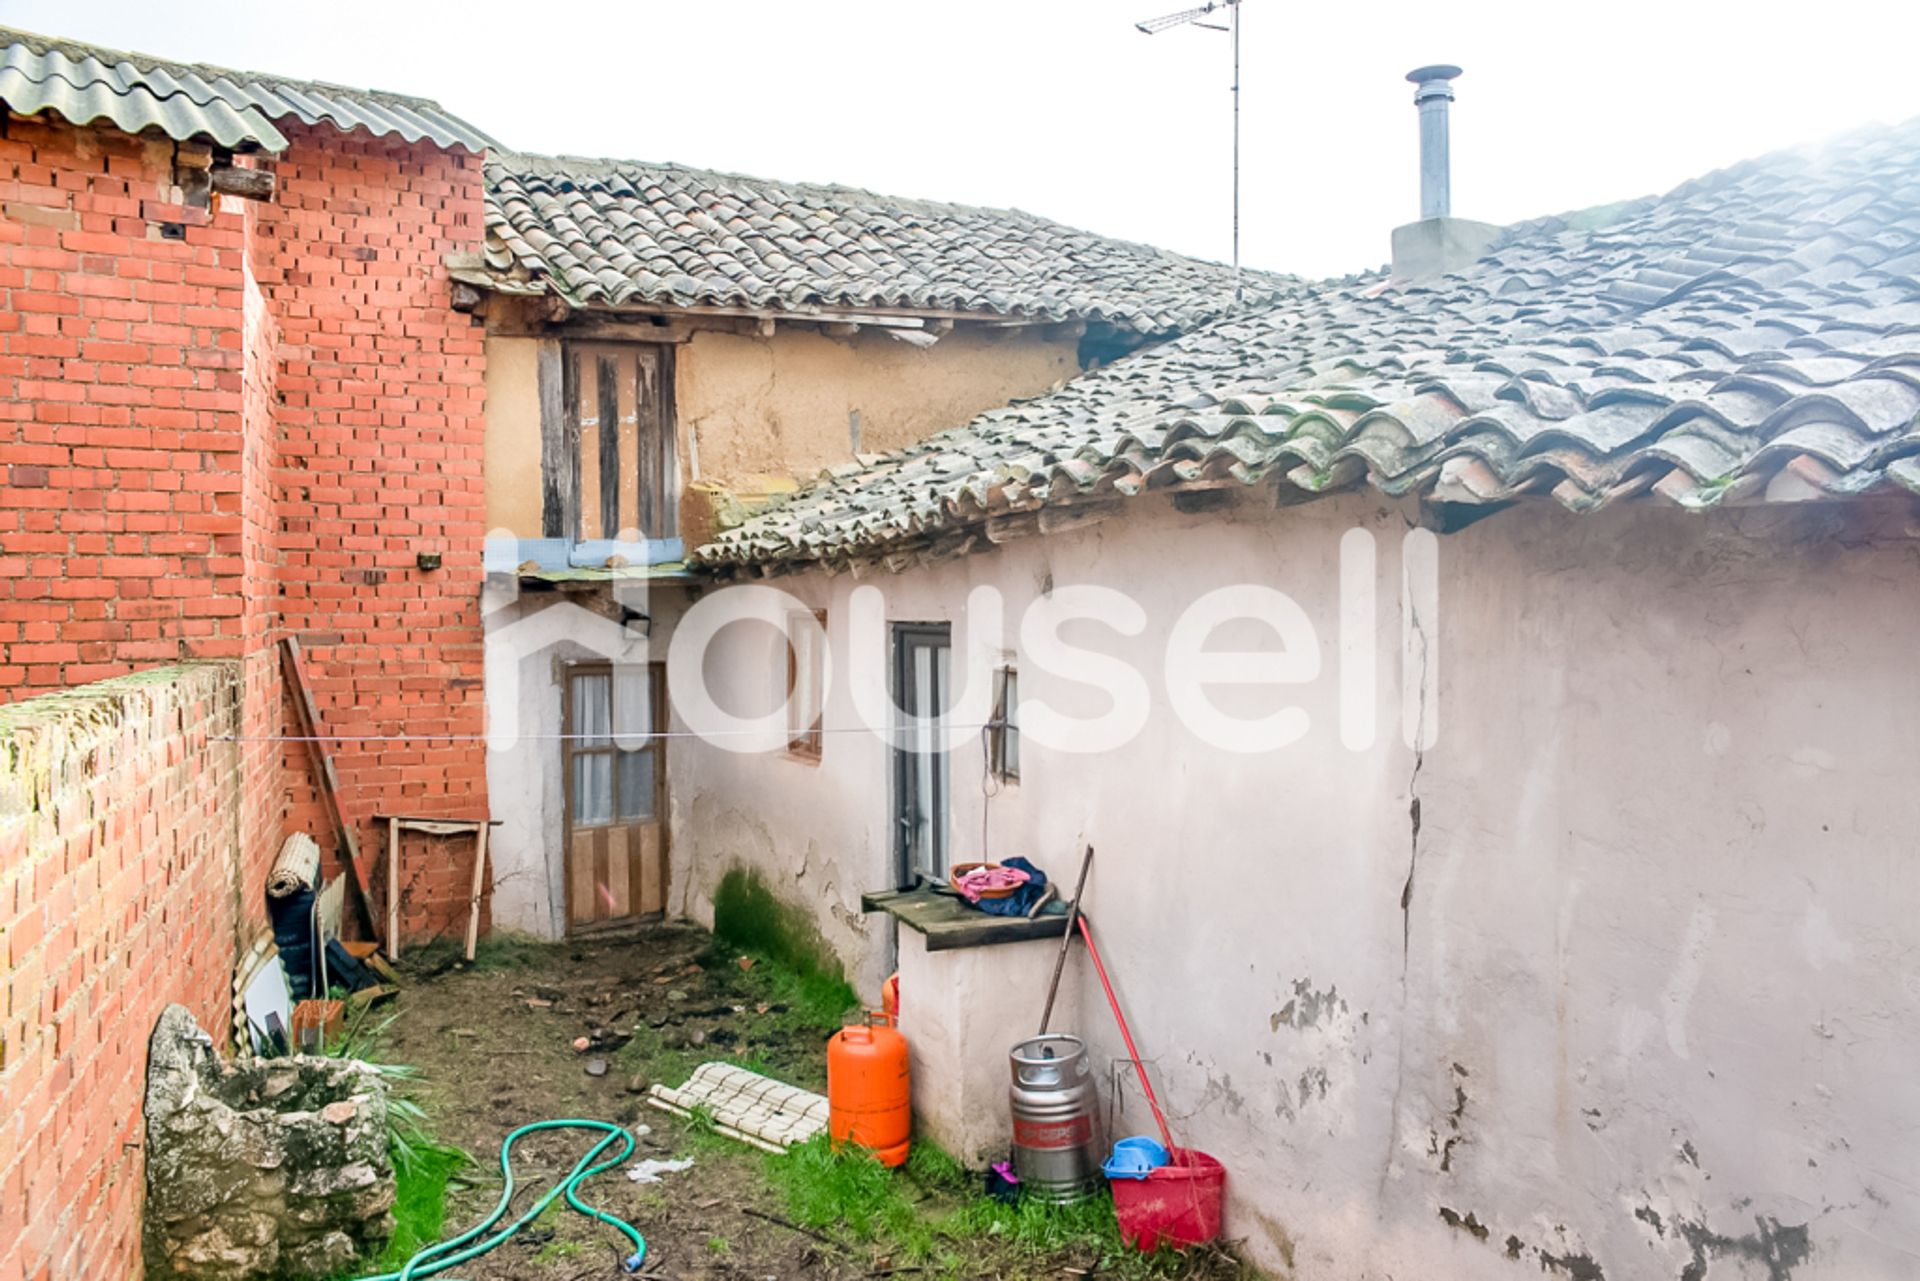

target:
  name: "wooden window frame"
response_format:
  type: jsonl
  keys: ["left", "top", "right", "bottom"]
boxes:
{"left": 786, "top": 608, "right": 827, "bottom": 761}
{"left": 561, "top": 661, "right": 667, "bottom": 827}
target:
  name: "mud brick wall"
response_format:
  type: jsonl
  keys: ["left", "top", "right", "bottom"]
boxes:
{"left": 0, "top": 117, "right": 250, "bottom": 694}
{"left": 0, "top": 663, "right": 244, "bottom": 1281}
{"left": 249, "top": 125, "right": 489, "bottom": 946}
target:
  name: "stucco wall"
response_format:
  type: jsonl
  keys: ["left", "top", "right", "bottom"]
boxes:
{"left": 667, "top": 491, "right": 1920, "bottom": 1280}
{"left": 676, "top": 325, "right": 1075, "bottom": 484}
{"left": 482, "top": 326, "right": 1078, "bottom": 541}
{"left": 484, "top": 335, "right": 543, "bottom": 537}
{"left": 481, "top": 581, "right": 690, "bottom": 938}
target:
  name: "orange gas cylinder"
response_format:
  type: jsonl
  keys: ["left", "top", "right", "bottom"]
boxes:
{"left": 881, "top": 972, "right": 900, "bottom": 1022}
{"left": 827, "top": 1011, "right": 911, "bottom": 1167}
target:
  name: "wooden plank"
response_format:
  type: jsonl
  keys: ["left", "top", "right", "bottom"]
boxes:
{"left": 569, "top": 832, "right": 595, "bottom": 925}
{"left": 379, "top": 818, "right": 490, "bottom": 837}
{"left": 538, "top": 339, "right": 575, "bottom": 539}
{"left": 635, "top": 347, "right": 662, "bottom": 539}
{"left": 638, "top": 345, "right": 677, "bottom": 540}
{"left": 858, "top": 886, "right": 1068, "bottom": 952}
{"left": 578, "top": 354, "right": 602, "bottom": 540}
{"left": 639, "top": 825, "right": 664, "bottom": 916}
{"left": 279, "top": 638, "right": 379, "bottom": 943}
{"left": 591, "top": 831, "right": 611, "bottom": 921}
{"left": 386, "top": 818, "right": 400, "bottom": 959}
{"left": 616, "top": 348, "right": 640, "bottom": 539}
{"left": 597, "top": 351, "right": 622, "bottom": 538}
{"left": 464, "top": 822, "right": 489, "bottom": 962}
{"left": 606, "top": 825, "right": 631, "bottom": 919}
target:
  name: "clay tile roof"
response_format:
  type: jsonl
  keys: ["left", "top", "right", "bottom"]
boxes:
{"left": 695, "top": 116, "right": 1920, "bottom": 573}
{"left": 476, "top": 153, "right": 1295, "bottom": 332}
{"left": 0, "top": 24, "right": 497, "bottom": 153}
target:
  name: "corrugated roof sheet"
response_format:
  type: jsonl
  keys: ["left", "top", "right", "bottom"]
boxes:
{"left": 0, "top": 25, "right": 497, "bottom": 153}
{"left": 475, "top": 153, "right": 1296, "bottom": 333}
{"left": 696, "top": 115, "right": 1920, "bottom": 573}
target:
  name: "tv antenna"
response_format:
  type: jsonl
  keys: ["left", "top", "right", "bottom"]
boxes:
{"left": 1134, "top": 0, "right": 1242, "bottom": 300}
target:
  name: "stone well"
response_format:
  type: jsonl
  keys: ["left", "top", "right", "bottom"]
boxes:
{"left": 142, "top": 1004, "right": 396, "bottom": 1280}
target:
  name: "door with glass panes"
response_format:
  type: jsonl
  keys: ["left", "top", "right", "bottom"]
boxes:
{"left": 562, "top": 662, "right": 667, "bottom": 931}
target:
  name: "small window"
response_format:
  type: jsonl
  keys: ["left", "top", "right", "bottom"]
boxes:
{"left": 989, "top": 666, "right": 1019, "bottom": 783}
{"left": 566, "top": 663, "right": 661, "bottom": 825}
{"left": 787, "top": 609, "right": 826, "bottom": 759}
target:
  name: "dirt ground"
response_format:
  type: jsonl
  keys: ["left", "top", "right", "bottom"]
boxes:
{"left": 367, "top": 924, "right": 844, "bottom": 1280}
{"left": 358, "top": 925, "right": 1254, "bottom": 1281}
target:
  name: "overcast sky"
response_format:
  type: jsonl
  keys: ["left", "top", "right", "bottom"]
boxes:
{"left": 14, "top": 1, "right": 1920, "bottom": 279}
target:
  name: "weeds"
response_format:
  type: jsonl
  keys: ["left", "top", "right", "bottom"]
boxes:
{"left": 532, "top": 1239, "right": 582, "bottom": 1263}
{"left": 618, "top": 942, "right": 857, "bottom": 1095}
{"left": 400, "top": 931, "right": 552, "bottom": 976}
{"left": 322, "top": 995, "right": 474, "bottom": 1280}
{"left": 760, "top": 1136, "right": 1243, "bottom": 1281}
{"left": 368, "top": 1143, "right": 469, "bottom": 1274}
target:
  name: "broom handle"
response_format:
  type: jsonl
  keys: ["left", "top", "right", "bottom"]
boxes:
{"left": 1037, "top": 846, "right": 1094, "bottom": 1034}
{"left": 1077, "top": 915, "right": 1178, "bottom": 1159}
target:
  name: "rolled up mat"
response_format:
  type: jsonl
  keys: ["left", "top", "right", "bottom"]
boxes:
{"left": 267, "top": 832, "right": 320, "bottom": 898}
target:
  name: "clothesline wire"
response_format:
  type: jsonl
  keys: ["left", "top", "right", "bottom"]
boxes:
{"left": 217, "top": 722, "right": 1004, "bottom": 744}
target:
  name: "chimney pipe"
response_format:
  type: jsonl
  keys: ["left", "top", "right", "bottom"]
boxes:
{"left": 1407, "top": 64, "right": 1462, "bottom": 220}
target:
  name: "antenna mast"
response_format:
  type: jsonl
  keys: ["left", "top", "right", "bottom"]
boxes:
{"left": 1135, "top": 0, "right": 1242, "bottom": 300}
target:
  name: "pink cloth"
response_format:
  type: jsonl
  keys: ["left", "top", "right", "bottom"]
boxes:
{"left": 954, "top": 864, "right": 1031, "bottom": 903}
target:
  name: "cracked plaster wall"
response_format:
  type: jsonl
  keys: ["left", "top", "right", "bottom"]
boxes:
{"left": 672, "top": 489, "right": 1920, "bottom": 1280}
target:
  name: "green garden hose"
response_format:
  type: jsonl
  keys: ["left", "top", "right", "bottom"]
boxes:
{"left": 355, "top": 1118, "right": 648, "bottom": 1280}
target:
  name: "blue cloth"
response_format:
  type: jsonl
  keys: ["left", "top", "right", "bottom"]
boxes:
{"left": 974, "top": 856, "right": 1050, "bottom": 917}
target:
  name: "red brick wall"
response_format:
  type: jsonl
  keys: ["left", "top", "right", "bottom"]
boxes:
{"left": 0, "top": 118, "right": 249, "bottom": 694}
{"left": 0, "top": 112, "right": 492, "bottom": 1281}
{"left": 238, "top": 204, "right": 287, "bottom": 935}
{"left": 0, "top": 116, "right": 492, "bottom": 940}
{"left": 248, "top": 125, "right": 490, "bottom": 946}
{"left": 0, "top": 663, "right": 244, "bottom": 1281}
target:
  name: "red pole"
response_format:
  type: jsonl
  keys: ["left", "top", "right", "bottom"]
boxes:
{"left": 1077, "top": 915, "right": 1179, "bottom": 1161}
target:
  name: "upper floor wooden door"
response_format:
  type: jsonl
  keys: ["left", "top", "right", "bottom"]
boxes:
{"left": 562, "top": 661, "right": 667, "bottom": 932}
{"left": 543, "top": 341, "right": 677, "bottom": 542}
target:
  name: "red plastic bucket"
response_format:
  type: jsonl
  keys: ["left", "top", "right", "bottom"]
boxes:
{"left": 1110, "top": 1148, "right": 1226, "bottom": 1250}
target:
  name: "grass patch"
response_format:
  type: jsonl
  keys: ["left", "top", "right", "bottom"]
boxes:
{"left": 766, "top": 1135, "right": 920, "bottom": 1243}
{"left": 620, "top": 932, "right": 858, "bottom": 1095}
{"left": 761, "top": 1136, "right": 1245, "bottom": 1280}
{"left": 363, "top": 1141, "right": 469, "bottom": 1275}
{"left": 401, "top": 931, "right": 554, "bottom": 976}
{"left": 323, "top": 1003, "right": 476, "bottom": 1280}
{"left": 704, "top": 942, "right": 858, "bottom": 1034}
{"left": 711, "top": 867, "right": 852, "bottom": 999}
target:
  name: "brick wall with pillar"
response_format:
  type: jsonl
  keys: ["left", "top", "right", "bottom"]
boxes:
{"left": 249, "top": 124, "right": 490, "bottom": 947}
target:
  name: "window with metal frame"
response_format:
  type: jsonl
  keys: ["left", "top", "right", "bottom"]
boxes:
{"left": 989, "top": 665, "right": 1019, "bottom": 783}
{"left": 787, "top": 609, "right": 826, "bottom": 759}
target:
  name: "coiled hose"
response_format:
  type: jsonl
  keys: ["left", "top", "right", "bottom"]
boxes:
{"left": 354, "top": 1118, "right": 647, "bottom": 1280}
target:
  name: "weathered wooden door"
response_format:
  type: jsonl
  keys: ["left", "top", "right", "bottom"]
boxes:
{"left": 552, "top": 342, "right": 676, "bottom": 542}
{"left": 562, "top": 662, "right": 667, "bottom": 931}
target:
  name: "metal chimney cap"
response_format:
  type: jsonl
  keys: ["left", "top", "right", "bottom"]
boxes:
{"left": 1407, "top": 64, "right": 1463, "bottom": 102}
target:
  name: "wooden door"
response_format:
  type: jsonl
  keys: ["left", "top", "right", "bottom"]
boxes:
{"left": 557, "top": 342, "right": 676, "bottom": 542}
{"left": 562, "top": 662, "right": 668, "bottom": 931}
